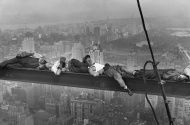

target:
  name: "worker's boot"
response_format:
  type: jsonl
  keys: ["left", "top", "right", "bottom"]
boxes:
{"left": 125, "top": 88, "right": 133, "bottom": 96}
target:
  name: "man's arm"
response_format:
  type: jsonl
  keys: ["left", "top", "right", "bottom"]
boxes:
{"left": 0, "top": 58, "right": 20, "bottom": 68}
{"left": 71, "top": 59, "right": 88, "bottom": 67}
{"left": 89, "top": 67, "right": 99, "bottom": 77}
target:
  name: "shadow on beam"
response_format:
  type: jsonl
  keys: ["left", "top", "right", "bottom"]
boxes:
{"left": 0, "top": 68, "right": 190, "bottom": 98}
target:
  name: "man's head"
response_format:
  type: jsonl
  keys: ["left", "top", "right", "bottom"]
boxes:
{"left": 83, "top": 55, "right": 92, "bottom": 66}
{"left": 60, "top": 57, "right": 66, "bottom": 63}
{"left": 16, "top": 52, "right": 27, "bottom": 58}
{"left": 39, "top": 58, "right": 47, "bottom": 64}
{"left": 45, "top": 62, "right": 53, "bottom": 70}
{"left": 59, "top": 57, "right": 66, "bottom": 68}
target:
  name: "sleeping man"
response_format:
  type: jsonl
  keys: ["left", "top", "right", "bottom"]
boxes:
{"left": 82, "top": 55, "right": 134, "bottom": 96}
{"left": 0, "top": 51, "right": 47, "bottom": 69}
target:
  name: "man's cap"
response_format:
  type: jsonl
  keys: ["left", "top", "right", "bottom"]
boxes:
{"left": 39, "top": 58, "right": 47, "bottom": 64}
{"left": 60, "top": 57, "right": 66, "bottom": 63}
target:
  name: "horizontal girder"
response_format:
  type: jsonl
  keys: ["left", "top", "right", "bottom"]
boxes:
{"left": 0, "top": 68, "right": 189, "bottom": 97}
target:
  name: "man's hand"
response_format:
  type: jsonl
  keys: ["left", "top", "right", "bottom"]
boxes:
{"left": 94, "top": 72, "right": 100, "bottom": 77}
{"left": 62, "top": 68, "right": 67, "bottom": 72}
{"left": 55, "top": 69, "right": 62, "bottom": 75}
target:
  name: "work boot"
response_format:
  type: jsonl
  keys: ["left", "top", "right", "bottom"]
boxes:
{"left": 125, "top": 88, "right": 133, "bottom": 96}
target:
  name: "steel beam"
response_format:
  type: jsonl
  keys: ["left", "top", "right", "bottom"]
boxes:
{"left": 0, "top": 68, "right": 189, "bottom": 97}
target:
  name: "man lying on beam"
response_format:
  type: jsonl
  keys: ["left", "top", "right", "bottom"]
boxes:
{"left": 80, "top": 55, "right": 134, "bottom": 96}
{"left": 0, "top": 51, "right": 69, "bottom": 76}
{"left": 48, "top": 56, "right": 90, "bottom": 75}
{"left": 54, "top": 55, "right": 189, "bottom": 96}
{"left": 45, "top": 55, "right": 133, "bottom": 96}
{"left": 0, "top": 51, "right": 48, "bottom": 70}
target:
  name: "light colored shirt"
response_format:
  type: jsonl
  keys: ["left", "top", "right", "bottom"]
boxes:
{"left": 184, "top": 65, "right": 190, "bottom": 76}
{"left": 89, "top": 63, "right": 104, "bottom": 77}
{"left": 93, "top": 63, "right": 104, "bottom": 72}
{"left": 51, "top": 60, "right": 61, "bottom": 75}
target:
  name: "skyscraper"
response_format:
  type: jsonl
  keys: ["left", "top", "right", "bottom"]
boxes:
{"left": 94, "top": 27, "right": 100, "bottom": 36}
{"left": 175, "top": 98, "right": 185, "bottom": 124}
{"left": 20, "top": 34, "right": 35, "bottom": 53}
{"left": 145, "top": 95, "right": 158, "bottom": 109}
{"left": 26, "top": 86, "right": 35, "bottom": 108}
{"left": 71, "top": 96, "right": 103, "bottom": 124}
{"left": 53, "top": 41, "right": 71, "bottom": 57}
{"left": 184, "top": 99, "right": 190, "bottom": 119}
{"left": 33, "top": 110, "right": 56, "bottom": 125}
{"left": 71, "top": 42, "right": 85, "bottom": 62}
{"left": 0, "top": 82, "right": 3, "bottom": 103}
{"left": 45, "top": 93, "right": 56, "bottom": 115}
{"left": 60, "top": 92, "right": 71, "bottom": 114}
{"left": 11, "top": 87, "right": 27, "bottom": 103}
{"left": 89, "top": 41, "right": 104, "bottom": 64}
{"left": 166, "top": 97, "right": 176, "bottom": 118}
{"left": 104, "top": 90, "right": 114, "bottom": 103}
{"left": 106, "top": 92, "right": 128, "bottom": 125}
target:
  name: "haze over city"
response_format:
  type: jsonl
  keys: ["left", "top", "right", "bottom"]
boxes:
{"left": 0, "top": 1, "right": 190, "bottom": 125}
{"left": 0, "top": 0, "right": 190, "bottom": 28}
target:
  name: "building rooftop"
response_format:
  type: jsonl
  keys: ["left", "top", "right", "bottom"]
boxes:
{"left": 33, "top": 110, "right": 55, "bottom": 121}
{"left": 57, "top": 114, "right": 74, "bottom": 122}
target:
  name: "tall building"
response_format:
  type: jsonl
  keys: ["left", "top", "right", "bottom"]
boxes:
{"left": 44, "top": 93, "right": 56, "bottom": 115}
{"left": 46, "top": 85, "right": 52, "bottom": 94}
{"left": 11, "top": 87, "right": 27, "bottom": 103}
{"left": 71, "top": 96, "right": 104, "bottom": 124}
{"left": 60, "top": 92, "right": 71, "bottom": 114}
{"left": 51, "top": 85, "right": 64, "bottom": 101}
{"left": 184, "top": 99, "right": 190, "bottom": 119}
{"left": 25, "top": 86, "right": 35, "bottom": 108}
{"left": 54, "top": 41, "right": 71, "bottom": 57}
{"left": 54, "top": 41, "right": 64, "bottom": 57}
{"left": 104, "top": 91, "right": 114, "bottom": 103}
{"left": 0, "top": 82, "right": 3, "bottom": 103}
{"left": 127, "top": 52, "right": 138, "bottom": 70}
{"left": 89, "top": 41, "right": 104, "bottom": 64}
{"left": 120, "top": 93, "right": 145, "bottom": 111}
{"left": 0, "top": 47, "right": 4, "bottom": 62}
{"left": 6, "top": 83, "right": 17, "bottom": 96}
{"left": 106, "top": 92, "right": 128, "bottom": 125}
{"left": 1, "top": 101, "right": 33, "bottom": 125}
{"left": 20, "top": 35, "right": 35, "bottom": 53}
{"left": 145, "top": 95, "right": 158, "bottom": 109}
{"left": 7, "top": 102, "right": 31, "bottom": 125}
{"left": 71, "top": 42, "right": 85, "bottom": 62}
{"left": 86, "top": 26, "right": 91, "bottom": 36}
{"left": 94, "top": 27, "right": 100, "bottom": 36}
{"left": 33, "top": 110, "right": 56, "bottom": 125}
{"left": 175, "top": 98, "right": 185, "bottom": 125}
{"left": 166, "top": 97, "right": 176, "bottom": 118}
{"left": 94, "top": 90, "right": 104, "bottom": 100}
{"left": 33, "top": 84, "right": 46, "bottom": 108}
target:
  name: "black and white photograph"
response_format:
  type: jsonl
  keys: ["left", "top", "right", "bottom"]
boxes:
{"left": 0, "top": 0, "right": 190, "bottom": 125}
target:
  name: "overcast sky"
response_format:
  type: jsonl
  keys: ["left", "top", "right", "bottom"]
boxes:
{"left": 0, "top": 0, "right": 189, "bottom": 25}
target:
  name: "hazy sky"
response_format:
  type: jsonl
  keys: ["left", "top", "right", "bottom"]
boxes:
{"left": 0, "top": 0, "right": 189, "bottom": 24}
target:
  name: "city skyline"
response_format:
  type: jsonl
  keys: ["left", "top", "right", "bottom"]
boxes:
{"left": 0, "top": 1, "right": 190, "bottom": 124}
